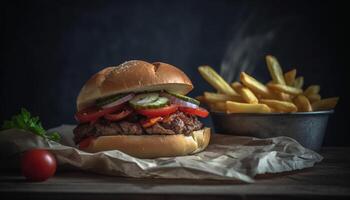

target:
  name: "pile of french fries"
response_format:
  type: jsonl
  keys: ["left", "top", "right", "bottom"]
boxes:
{"left": 197, "top": 55, "right": 339, "bottom": 113}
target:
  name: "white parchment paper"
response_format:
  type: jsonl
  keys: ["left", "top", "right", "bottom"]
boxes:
{"left": 0, "top": 125, "right": 322, "bottom": 182}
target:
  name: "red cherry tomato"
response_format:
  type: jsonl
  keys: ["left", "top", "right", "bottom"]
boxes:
{"left": 178, "top": 106, "right": 209, "bottom": 118}
{"left": 75, "top": 104, "right": 124, "bottom": 123}
{"left": 104, "top": 107, "right": 133, "bottom": 121}
{"left": 136, "top": 105, "right": 178, "bottom": 118}
{"left": 21, "top": 149, "right": 57, "bottom": 182}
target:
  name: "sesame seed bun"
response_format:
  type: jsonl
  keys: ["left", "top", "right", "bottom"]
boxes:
{"left": 77, "top": 60, "right": 193, "bottom": 111}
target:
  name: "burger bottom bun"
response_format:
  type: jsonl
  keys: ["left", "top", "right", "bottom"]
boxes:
{"left": 80, "top": 127, "right": 211, "bottom": 158}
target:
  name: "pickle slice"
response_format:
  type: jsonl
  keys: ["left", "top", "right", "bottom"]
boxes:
{"left": 129, "top": 93, "right": 159, "bottom": 105}
{"left": 129, "top": 93, "right": 169, "bottom": 109}
{"left": 166, "top": 92, "right": 200, "bottom": 105}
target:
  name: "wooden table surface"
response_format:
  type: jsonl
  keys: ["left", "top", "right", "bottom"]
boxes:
{"left": 1, "top": 147, "right": 350, "bottom": 200}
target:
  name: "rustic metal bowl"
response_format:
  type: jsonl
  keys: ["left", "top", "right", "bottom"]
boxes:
{"left": 210, "top": 110, "right": 334, "bottom": 151}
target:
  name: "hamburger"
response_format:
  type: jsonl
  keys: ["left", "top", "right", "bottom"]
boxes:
{"left": 73, "top": 60, "right": 211, "bottom": 158}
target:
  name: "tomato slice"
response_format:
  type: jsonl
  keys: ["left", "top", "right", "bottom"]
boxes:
{"left": 136, "top": 105, "right": 178, "bottom": 118}
{"left": 104, "top": 107, "right": 133, "bottom": 121}
{"left": 178, "top": 106, "right": 209, "bottom": 118}
{"left": 75, "top": 104, "right": 124, "bottom": 123}
{"left": 79, "top": 136, "right": 95, "bottom": 149}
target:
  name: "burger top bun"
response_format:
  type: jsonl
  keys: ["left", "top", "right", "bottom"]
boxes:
{"left": 77, "top": 60, "right": 193, "bottom": 111}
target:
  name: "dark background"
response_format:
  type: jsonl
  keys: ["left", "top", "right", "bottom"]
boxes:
{"left": 0, "top": 0, "right": 347, "bottom": 145}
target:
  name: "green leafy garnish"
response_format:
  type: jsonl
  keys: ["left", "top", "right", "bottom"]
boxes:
{"left": 1, "top": 108, "right": 60, "bottom": 142}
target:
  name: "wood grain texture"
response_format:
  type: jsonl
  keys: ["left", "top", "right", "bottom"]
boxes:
{"left": 1, "top": 147, "right": 350, "bottom": 200}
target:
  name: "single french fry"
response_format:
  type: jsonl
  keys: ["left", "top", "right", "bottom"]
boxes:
{"left": 304, "top": 85, "right": 320, "bottom": 97}
{"left": 231, "top": 81, "right": 243, "bottom": 91}
{"left": 240, "top": 72, "right": 274, "bottom": 98}
{"left": 198, "top": 66, "right": 239, "bottom": 96}
{"left": 216, "top": 102, "right": 227, "bottom": 110}
{"left": 284, "top": 69, "right": 297, "bottom": 86}
{"left": 267, "top": 83, "right": 303, "bottom": 95}
{"left": 204, "top": 92, "right": 232, "bottom": 102}
{"left": 226, "top": 101, "right": 271, "bottom": 113}
{"left": 275, "top": 92, "right": 292, "bottom": 102}
{"left": 266, "top": 55, "right": 286, "bottom": 85}
{"left": 204, "top": 92, "right": 243, "bottom": 103}
{"left": 268, "top": 107, "right": 279, "bottom": 113}
{"left": 230, "top": 82, "right": 258, "bottom": 104}
{"left": 294, "top": 76, "right": 304, "bottom": 89}
{"left": 293, "top": 95, "right": 312, "bottom": 112}
{"left": 259, "top": 99, "right": 297, "bottom": 113}
{"left": 240, "top": 87, "right": 259, "bottom": 104}
{"left": 210, "top": 102, "right": 226, "bottom": 112}
{"left": 307, "top": 94, "right": 321, "bottom": 103}
{"left": 311, "top": 97, "right": 339, "bottom": 111}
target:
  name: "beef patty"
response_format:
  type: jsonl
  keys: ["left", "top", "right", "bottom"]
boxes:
{"left": 73, "top": 111, "right": 203, "bottom": 144}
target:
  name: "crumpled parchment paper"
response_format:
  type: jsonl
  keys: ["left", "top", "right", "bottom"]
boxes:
{"left": 0, "top": 125, "right": 322, "bottom": 182}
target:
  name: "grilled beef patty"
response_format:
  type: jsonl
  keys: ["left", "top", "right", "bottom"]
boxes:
{"left": 73, "top": 111, "right": 203, "bottom": 144}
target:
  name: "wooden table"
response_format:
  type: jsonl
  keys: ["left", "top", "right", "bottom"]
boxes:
{"left": 1, "top": 147, "right": 350, "bottom": 199}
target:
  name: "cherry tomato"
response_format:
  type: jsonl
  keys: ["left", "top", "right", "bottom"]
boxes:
{"left": 21, "top": 149, "right": 57, "bottom": 182}
{"left": 104, "top": 107, "right": 133, "bottom": 121}
{"left": 178, "top": 106, "right": 209, "bottom": 118}
{"left": 75, "top": 104, "right": 124, "bottom": 123}
{"left": 141, "top": 116, "right": 163, "bottom": 128}
{"left": 136, "top": 104, "right": 178, "bottom": 118}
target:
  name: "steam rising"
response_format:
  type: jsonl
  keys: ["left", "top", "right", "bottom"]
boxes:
{"left": 220, "top": 14, "right": 275, "bottom": 83}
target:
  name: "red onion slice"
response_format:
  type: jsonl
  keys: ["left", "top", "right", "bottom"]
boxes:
{"left": 102, "top": 93, "right": 135, "bottom": 109}
{"left": 161, "top": 92, "right": 198, "bottom": 109}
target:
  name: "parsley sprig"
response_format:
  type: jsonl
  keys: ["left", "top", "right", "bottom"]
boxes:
{"left": 1, "top": 108, "right": 60, "bottom": 142}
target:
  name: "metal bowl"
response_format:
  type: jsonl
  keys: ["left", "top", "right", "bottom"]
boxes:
{"left": 210, "top": 110, "right": 334, "bottom": 151}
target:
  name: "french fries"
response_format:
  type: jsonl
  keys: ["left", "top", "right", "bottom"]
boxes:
{"left": 293, "top": 95, "right": 312, "bottom": 112}
{"left": 259, "top": 99, "right": 297, "bottom": 113}
{"left": 304, "top": 85, "right": 320, "bottom": 97}
{"left": 275, "top": 92, "right": 292, "bottom": 102}
{"left": 266, "top": 55, "right": 286, "bottom": 85}
{"left": 294, "top": 76, "right": 304, "bottom": 89}
{"left": 267, "top": 83, "right": 303, "bottom": 95}
{"left": 198, "top": 55, "right": 339, "bottom": 113}
{"left": 210, "top": 102, "right": 226, "bottom": 112}
{"left": 226, "top": 101, "right": 271, "bottom": 113}
{"left": 231, "top": 81, "right": 242, "bottom": 91}
{"left": 284, "top": 69, "right": 296, "bottom": 86}
{"left": 240, "top": 72, "right": 274, "bottom": 98}
{"left": 307, "top": 94, "right": 321, "bottom": 103}
{"left": 311, "top": 97, "right": 339, "bottom": 111}
{"left": 204, "top": 92, "right": 243, "bottom": 103}
{"left": 230, "top": 82, "right": 258, "bottom": 104}
{"left": 198, "top": 66, "right": 239, "bottom": 96}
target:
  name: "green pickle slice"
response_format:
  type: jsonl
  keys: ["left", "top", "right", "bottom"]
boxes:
{"left": 129, "top": 93, "right": 169, "bottom": 109}
{"left": 167, "top": 92, "right": 200, "bottom": 105}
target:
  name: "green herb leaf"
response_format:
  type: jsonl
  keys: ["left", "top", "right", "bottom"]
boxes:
{"left": 1, "top": 108, "right": 60, "bottom": 142}
{"left": 47, "top": 131, "right": 60, "bottom": 142}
